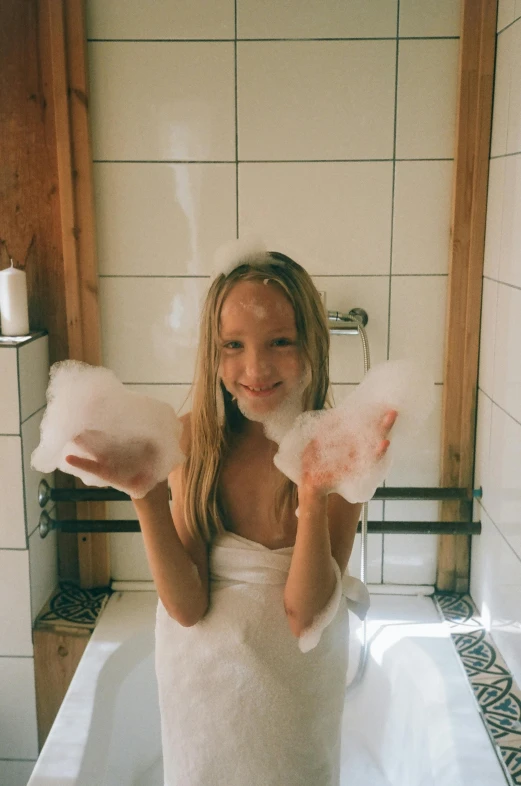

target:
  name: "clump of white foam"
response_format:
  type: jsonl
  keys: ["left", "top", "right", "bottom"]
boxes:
{"left": 210, "top": 235, "right": 268, "bottom": 280}
{"left": 273, "top": 359, "right": 435, "bottom": 503}
{"left": 31, "top": 360, "right": 184, "bottom": 498}
{"left": 234, "top": 367, "right": 312, "bottom": 443}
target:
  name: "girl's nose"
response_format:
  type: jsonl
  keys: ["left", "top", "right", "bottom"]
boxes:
{"left": 244, "top": 349, "right": 274, "bottom": 381}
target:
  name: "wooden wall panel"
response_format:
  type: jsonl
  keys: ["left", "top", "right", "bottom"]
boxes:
{"left": 437, "top": 0, "right": 498, "bottom": 591}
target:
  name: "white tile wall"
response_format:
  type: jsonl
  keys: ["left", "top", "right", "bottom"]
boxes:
{"left": 0, "top": 658, "right": 38, "bottom": 759}
{"left": 499, "top": 153, "right": 521, "bottom": 287}
{"left": 237, "top": 0, "right": 398, "bottom": 39}
{"left": 0, "top": 348, "right": 19, "bottom": 433}
{"left": 470, "top": 508, "right": 521, "bottom": 686}
{"left": 0, "top": 760, "right": 36, "bottom": 786}
{"left": 239, "top": 162, "right": 393, "bottom": 276}
{"left": 238, "top": 41, "right": 396, "bottom": 161}
{"left": 87, "top": 1, "right": 461, "bottom": 589}
{"left": 472, "top": 13, "right": 521, "bottom": 684}
{"left": 18, "top": 336, "right": 49, "bottom": 422}
{"left": 94, "top": 163, "right": 237, "bottom": 276}
{"left": 478, "top": 277, "right": 498, "bottom": 399}
{"left": 493, "top": 283, "right": 521, "bottom": 423}
{"left": 483, "top": 157, "right": 505, "bottom": 280}
{"left": 86, "top": 0, "right": 235, "bottom": 40}
{"left": 392, "top": 161, "right": 452, "bottom": 275}
{"left": 383, "top": 506, "right": 439, "bottom": 585}
{"left": 0, "top": 437, "right": 25, "bottom": 549}
{"left": 89, "top": 42, "right": 236, "bottom": 161}
{"left": 99, "top": 277, "right": 207, "bottom": 383}
{"left": 395, "top": 39, "right": 460, "bottom": 160}
{"left": 399, "top": 0, "right": 461, "bottom": 37}
{"left": 0, "top": 335, "right": 54, "bottom": 781}
{"left": 388, "top": 275, "right": 448, "bottom": 384}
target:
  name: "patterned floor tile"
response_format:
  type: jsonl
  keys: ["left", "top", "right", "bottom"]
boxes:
{"left": 35, "top": 580, "right": 113, "bottom": 631}
{"left": 434, "top": 592, "right": 521, "bottom": 785}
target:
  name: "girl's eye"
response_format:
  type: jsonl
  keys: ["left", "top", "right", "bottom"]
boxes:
{"left": 223, "top": 341, "right": 242, "bottom": 350}
{"left": 272, "top": 338, "right": 293, "bottom": 347}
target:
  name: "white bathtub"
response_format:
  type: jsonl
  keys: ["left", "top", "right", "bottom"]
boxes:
{"left": 27, "top": 591, "right": 507, "bottom": 786}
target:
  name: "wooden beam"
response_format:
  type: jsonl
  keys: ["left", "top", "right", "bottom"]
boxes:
{"left": 39, "top": 0, "right": 109, "bottom": 587}
{"left": 437, "top": 0, "right": 498, "bottom": 591}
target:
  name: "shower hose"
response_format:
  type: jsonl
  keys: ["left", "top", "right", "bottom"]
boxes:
{"left": 345, "top": 318, "right": 371, "bottom": 694}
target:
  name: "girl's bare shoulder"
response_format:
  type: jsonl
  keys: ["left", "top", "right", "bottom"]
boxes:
{"left": 178, "top": 411, "right": 192, "bottom": 455}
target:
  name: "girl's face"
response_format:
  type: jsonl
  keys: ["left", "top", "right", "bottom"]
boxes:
{"left": 218, "top": 280, "right": 306, "bottom": 418}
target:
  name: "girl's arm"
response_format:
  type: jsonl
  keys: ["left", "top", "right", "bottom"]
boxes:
{"left": 284, "top": 409, "right": 397, "bottom": 637}
{"left": 131, "top": 474, "right": 209, "bottom": 627}
{"left": 283, "top": 488, "right": 360, "bottom": 637}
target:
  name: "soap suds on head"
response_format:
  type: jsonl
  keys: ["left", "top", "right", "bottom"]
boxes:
{"left": 273, "top": 359, "right": 436, "bottom": 503}
{"left": 211, "top": 236, "right": 268, "bottom": 280}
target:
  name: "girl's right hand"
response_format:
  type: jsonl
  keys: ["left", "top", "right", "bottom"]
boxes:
{"left": 65, "top": 429, "right": 158, "bottom": 496}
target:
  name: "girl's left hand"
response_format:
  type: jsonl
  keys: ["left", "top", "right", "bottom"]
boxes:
{"left": 300, "top": 409, "right": 398, "bottom": 494}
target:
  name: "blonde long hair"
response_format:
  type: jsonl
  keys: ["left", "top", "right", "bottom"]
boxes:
{"left": 183, "top": 251, "right": 333, "bottom": 546}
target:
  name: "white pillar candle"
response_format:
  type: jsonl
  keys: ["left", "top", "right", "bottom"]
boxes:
{"left": 0, "top": 260, "right": 30, "bottom": 336}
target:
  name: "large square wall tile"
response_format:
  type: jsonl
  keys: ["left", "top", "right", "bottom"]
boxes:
{"left": 478, "top": 277, "right": 498, "bottom": 399}
{"left": 239, "top": 162, "right": 393, "bottom": 275}
{"left": 237, "top": 41, "right": 396, "bottom": 161}
{"left": 0, "top": 348, "right": 19, "bottom": 434}
{"left": 0, "top": 437, "right": 25, "bottom": 549}
{"left": 392, "top": 161, "right": 453, "bottom": 275}
{"left": 0, "top": 760, "right": 37, "bottom": 786}
{"left": 493, "top": 282, "right": 521, "bottom": 423}
{"left": 237, "top": 0, "right": 397, "bottom": 39}
{"left": 388, "top": 275, "right": 448, "bottom": 384}
{"left": 28, "top": 522, "right": 57, "bottom": 624}
{"left": 385, "top": 384, "right": 442, "bottom": 487}
{"left": 383, "top": 501, "right": 439, "bottom": 584}
{"left": 486, "top": 403, "right": 521, "bottom": 559}
{"left": 99, "top": 277, "right": 209, "bottom": 383}
{"left": 86, "top": 0, "right": 234, "bottom": 39}
{"left": 499, "top": 154, "right": 521, "bottom": 287}
{"left": 470, "top": 506, "right": 521, "bottom": 687}
{"left": 0, "top": 549, "right": 32, "bottom": 656}
{"left": 506, "top": 19, "right": 521, "bottom": 155}
{"left": 125, "top": 384, "right": 192, "bottom": 417}
{"left": 483, "top": 157, "right": 505, "bottom": 281}
{"left": 0, "top": 658, "right": 38, "bottom": 759}
{"left": 18, "top": 336, "right": 49, "bottom": 423}
{"left": 474, "top": 391, "right": 492, "bottom": 493}
{"left": 396, "top": 39, "right": 459, "bottom": 159}
{"left": 94, "top": 163, "right": 236, "bottom": 276}
{"left": 89, "top": 42, "right": 235, "bottom": 161}
{"left": 490, "top": 24, "right": 513, "bottom": 157}
{"left": 399, "top": 0, "right": 461, "bottom": 37}
{"left": 497, "top": 0, "right": 517, "bottom": 32}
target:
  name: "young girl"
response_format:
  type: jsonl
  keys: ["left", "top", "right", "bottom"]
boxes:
{"left": 67, "top": 250, "right": 396, "bottom": 785}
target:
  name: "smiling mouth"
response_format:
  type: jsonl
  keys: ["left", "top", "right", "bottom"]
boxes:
{"left": 241, "top": 382, "right": 282, "bottom": 396}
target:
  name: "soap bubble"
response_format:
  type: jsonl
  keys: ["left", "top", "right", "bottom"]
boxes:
{"left": 272, "top": 359, "right": 436, "bottom": 503}
{"left": 31, "top": 360, "right": 184, "bottom": 498}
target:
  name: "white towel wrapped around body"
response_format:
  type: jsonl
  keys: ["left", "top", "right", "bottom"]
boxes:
{"left": 155, "top": 531, "right": 369, "bottom": 786}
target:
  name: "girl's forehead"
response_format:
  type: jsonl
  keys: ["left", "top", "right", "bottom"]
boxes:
{"left": 220, "top": 280, "right": 296, "bottom": 325}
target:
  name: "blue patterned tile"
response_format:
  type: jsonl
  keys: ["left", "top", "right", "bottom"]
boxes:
{"left": 434, "top": 592, "right": 521, "bottom": 785}
{"left": 35, "top": 580, "right": 112, "bottom": 631}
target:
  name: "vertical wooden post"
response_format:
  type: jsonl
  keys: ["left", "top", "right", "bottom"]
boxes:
{"left": 39, "top": 0, "right": 109, "bottom": 587}
{"left": 437, "top": 0, "right": 498, "bottom": 591}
